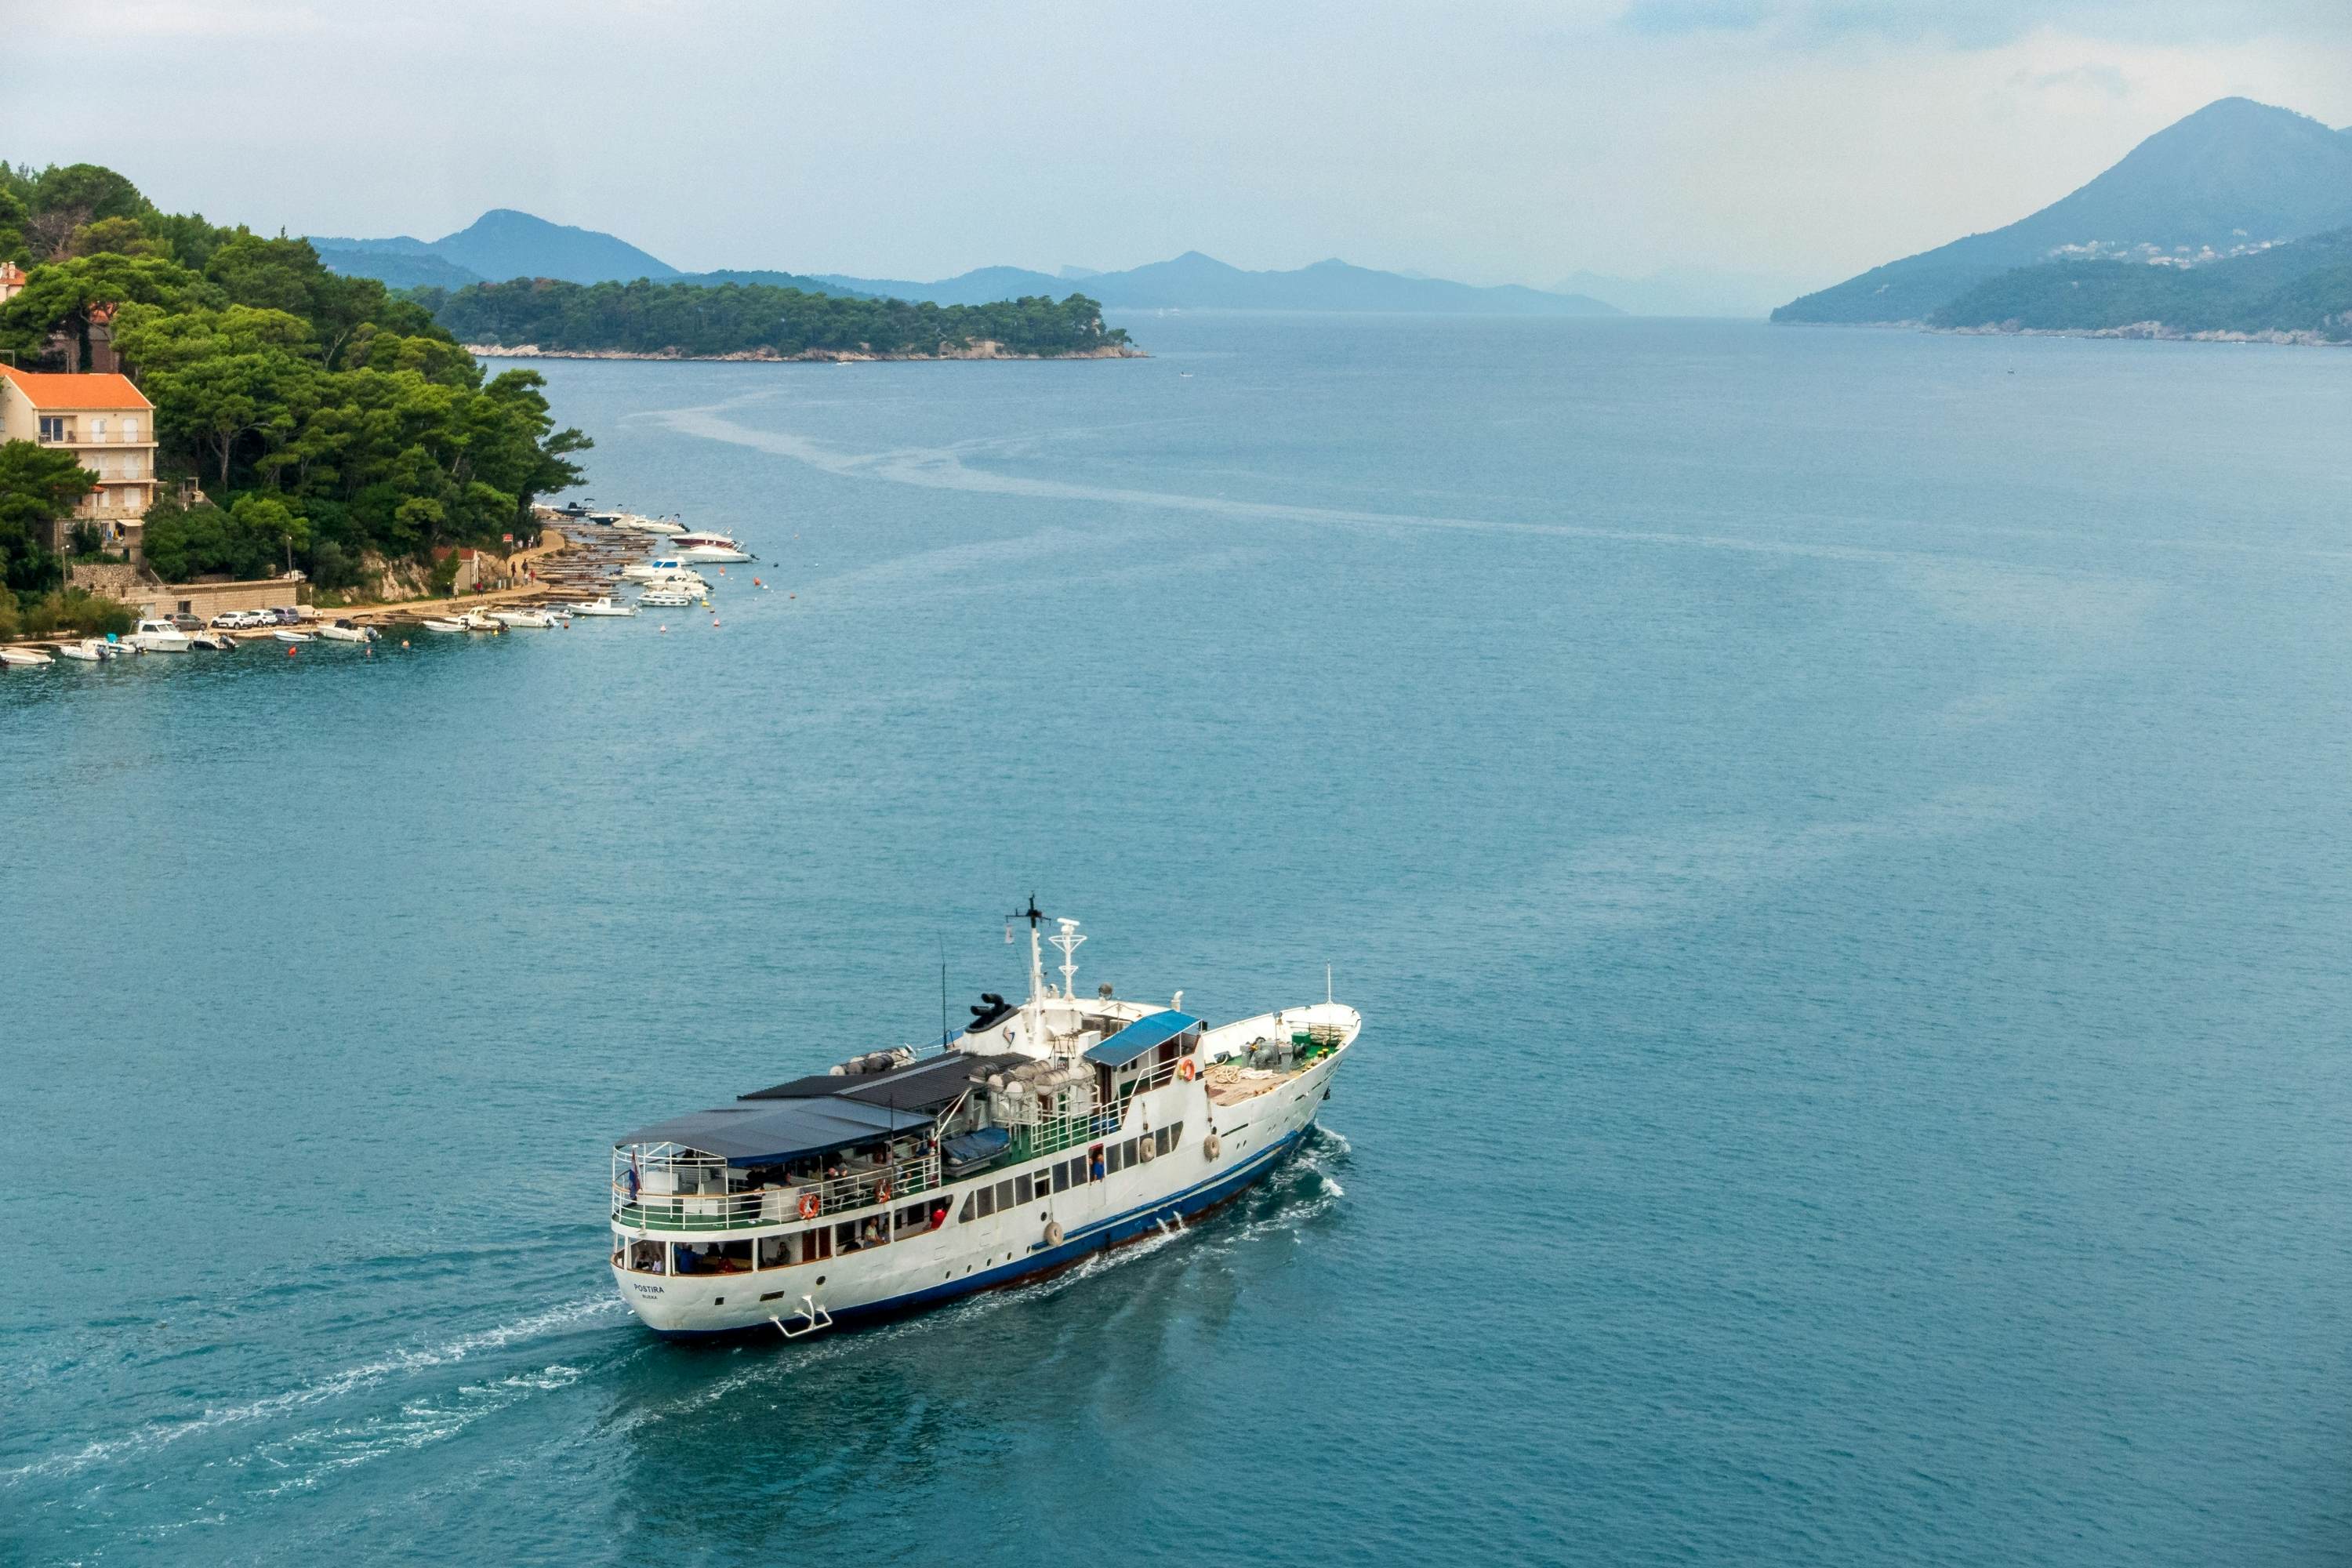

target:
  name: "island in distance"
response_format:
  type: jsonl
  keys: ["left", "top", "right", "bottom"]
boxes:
{"left": 313, "top": 212, "right": 1621, "bottom": 318}
{"left": 1775, "top": 96, "right": 2352, "bottom": 343}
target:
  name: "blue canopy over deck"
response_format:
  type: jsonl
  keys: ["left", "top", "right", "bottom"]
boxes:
{"left": 1083, "top": 1010, "right": 1204, "bottom": 1068}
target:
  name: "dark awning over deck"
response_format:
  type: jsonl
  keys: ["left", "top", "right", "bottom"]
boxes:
{"left": 615, "top": 1096, "right": 932, "bottom": 1166}
{"left": 1083, "top": 1010, "right": 1203, "bottom": 1068}
{"left": 738, "top": 1051, "right": 1027, "bottom": 1112}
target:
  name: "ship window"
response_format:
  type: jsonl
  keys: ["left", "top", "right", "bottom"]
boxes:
{"left": 960, "top": 1192, "right": 977, "bottom": 1223}
{"left": 757, "top": 1235, "right": 789, "bottom": 1269}
{"left": 897, "top": 1203, "right": 931, "bottom": 1231}
{"left": 1122, "top": 1138, "right": 1140, "bottom": 1167}
{"left": 995, "top": 1178, "right": 1014, "bottom": 1212}
{"left": 1051, "top": 1161, "right": 1070, "bottom": 1193}
{"left": 624, "top": 1238, "right": 666, "bottom": 1273}
{"left": 1102, "top": 1144, "right": 1120, "bottom": 1175}
{"left": 803, "top": 1227, "right": 832, "bottom": 1263}
{"left": 975, "top": 1185, "right": 996, "bottom": 1218}
{"left": 1014, "top": 1173, "right": 1033, "bottom": 1206}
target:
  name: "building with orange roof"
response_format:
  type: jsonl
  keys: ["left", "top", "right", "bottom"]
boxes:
{"left": 0, "top": 364, "right": 158, "bottom": 559}
{"left": 0, "top": 261, "right": 25, "bottom": 304}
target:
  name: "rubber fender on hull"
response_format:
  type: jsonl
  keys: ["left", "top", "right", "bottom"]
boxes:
{"left": 1203, "top": 1134, "right": 1222, "bottom": 1160}
{"left": 1044, "top": 1220, "right": 1065, "bottom": 1246}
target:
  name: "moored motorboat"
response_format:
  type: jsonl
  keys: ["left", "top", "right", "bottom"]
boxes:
{"left": 272, "top": 627, "right": 315, "bottom": 644}
{"left": 459, "top": 610, "right": 501, "bottom": 632}
{"left": 56, "top": 640, "right": 105, "bottom": 662}
{"left": 672, "top": 532, "right": 753, "bottom": 563}
{"left": 607, "top": 902, "right": 1360, "bottom": 1340}
{"left": 493, "top": 609, "right": 554, "bottom": 629}
{"left": 420, "top": 617, "right": 468, "bottom": 633}
{"left": 317, "top": 619, "right": 380, "bottom": 643}
{"left": 569, "top": 597, "right": 639, "bottom": 617}
{"left": 1, "top": 646, "right": 56, "bottom": 667}
{"left": 637, "top": 587, "right": 695, "bottom": 608}
{"left": 129, "top": 619, "right": 193, "bottom": 653}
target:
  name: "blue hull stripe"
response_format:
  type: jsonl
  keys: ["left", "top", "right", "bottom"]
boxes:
{"left": 652, "top": 1123, "right": 1314, "bottom": 1339}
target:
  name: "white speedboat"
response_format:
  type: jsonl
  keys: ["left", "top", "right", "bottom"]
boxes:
{"left": 272, "top": 627, "right": 315, "bottom": 644}
{"left": 1, "top": 646, "right": 55, "bottom": 667}
{"left": 459, "top": 610, "right": 501, "bottom": 632}
{"left": 672, "top": 533, "right": 753, "bottom": 563}
{"left": 608, "top": 903, "right": 1359, "bottom": 1340}
{"left": 615, "top": 513, "right": 685, "bottom": 535}
{"left": 493, "top": 609, "right": 555, "bottom": 629}
{"left": 317, "top": 619, "right": 380, "bottom": 644}
{"left": 56, "top": 640, "right": 105, "bottom": 662}
{"left": 420, "top": 617, "right": 468, "bottom": 633}
{"left": 638, "top": 587, "right": 696, "bottom": 608}
{"left": 130, "top": 619, "right": 192, "bottom": 653}
{"left": 570, "top": 597, "right": 639, "bottom": 617}
{"left": 622, "top": 559, "right": 711, "bottom": 589}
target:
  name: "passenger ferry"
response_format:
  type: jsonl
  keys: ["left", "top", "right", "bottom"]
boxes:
{"left": 608, "top": 905, "right": 1359, "bottom": 1338}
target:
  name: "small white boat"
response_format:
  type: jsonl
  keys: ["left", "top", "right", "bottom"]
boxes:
{"left": 460, "top": 611, "right": 501, "bottom": 632}
{"left": 130, "top": 619, "right": 192, "bottom": 653}
{"left": 1, "top": 646, "right": 56, "bottom": 667}
{"left": 56, "top": 640, "right": 105, "bottom": 662}
{"left": 187, "top": 630, "right": 239, "bottom": 651}
{"left": 272, "top": 627, "right": 315, "bottom": 644}
{"left": 316, "top": 619, "right": 381, "bottom": 643}
{"left": 622, "top": 559, "right": 710, "bottom": 588}
{"left": 493, "top": 609, "right": 555, "bottom": 629}
{"left": 672, "top": 533, "right": 753, "bottom": 563}
{"left": 614, "top": 513, "right": 685, "bottom": 535}
{"left": 419, "top": 617, "right": 468, "bottom": 633}
{"left": 569, "top": 597, "right": 639, "bottom": 618}
{"left": 638, "top": 588, "right": 696, "bottom": 608}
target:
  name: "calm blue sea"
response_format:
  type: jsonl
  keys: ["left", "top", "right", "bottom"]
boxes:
{"left": 5, "top": 315, "right": 2351, "bottom": 1566}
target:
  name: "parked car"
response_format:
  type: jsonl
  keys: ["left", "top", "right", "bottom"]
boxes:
{"left": 269, "top": 607, "right": 301, "bottom": 625}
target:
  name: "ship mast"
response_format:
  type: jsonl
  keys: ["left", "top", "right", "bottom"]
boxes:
{"left": 1049, "top": 917, "right": 1085, "bottom": 1004}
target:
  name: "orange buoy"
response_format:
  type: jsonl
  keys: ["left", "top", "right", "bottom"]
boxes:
{"left": 285, "top": 645, "right": 296, "bottom": 658}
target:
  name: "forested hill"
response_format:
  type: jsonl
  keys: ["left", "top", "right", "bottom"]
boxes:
{"left": 1929, "top": 228, "right": 2352, "bottom": 340}
{"left": 1777, "top": 97, "right": 2352, "bottom": 325}
{"left": 419, "top": 278, "right": 1136, "bottom": 359}
{"left": 0, "top": 162, "right": 587, "bottom": 597}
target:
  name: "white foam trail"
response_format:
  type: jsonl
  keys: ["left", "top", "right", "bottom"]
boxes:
{"left": 642, "top": 399, "right": 2169, "bottom": 588}
{"left": 5, "top": 1294, "right": 624, "bottom": 1485}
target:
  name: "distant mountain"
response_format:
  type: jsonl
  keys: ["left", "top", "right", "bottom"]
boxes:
{"left": 820, "top": 252, "right": 1617, "bottom": 314}
{"left": 1555, "top": 265, "right": 1823, "bottom": 318}
{"left": 1928, "top": 227, "right": 2352, "bottom": 341}
{"left": 1777, "top": 98, "right": 2352, "bottom": 325}
{"left": 311, "top": 209, "right": 679, "bottom": 287}
{"left": 314, "top": 248, "right": 487, "bottom": 292}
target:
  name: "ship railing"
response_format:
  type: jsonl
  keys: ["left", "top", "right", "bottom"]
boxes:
{"left": 612, "top": 1150, "right": 941, "bottom": 1233}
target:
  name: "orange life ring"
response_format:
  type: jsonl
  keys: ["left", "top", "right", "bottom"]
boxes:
{"left": 798, "top": 1192, "right": 821, "bottom": 1219}
{"left": 1178, "top": 1058, "right": 1196, "bottom": 1082}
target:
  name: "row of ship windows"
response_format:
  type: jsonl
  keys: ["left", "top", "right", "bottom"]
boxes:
{"left": 614, "top": 1124, "right": 1188, "bottom": 1276}
{"left": 958, "top": 1123, "right": 1185, "bottom": 1222}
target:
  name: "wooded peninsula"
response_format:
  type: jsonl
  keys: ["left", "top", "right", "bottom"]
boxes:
{"left": 0, "top": 161, "right": 588, "bottom": 629}
{"left": 422, "top": 278, "right": 1137, "bottom": 361}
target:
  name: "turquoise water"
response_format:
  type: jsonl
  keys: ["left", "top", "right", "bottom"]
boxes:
{"left": 6, "top": 316, "right": 2352, "bottom": 1565}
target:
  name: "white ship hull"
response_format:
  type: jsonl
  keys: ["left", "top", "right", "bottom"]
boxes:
{"left": 610, "top": 1000, "right": 1356, "bottom": 1339}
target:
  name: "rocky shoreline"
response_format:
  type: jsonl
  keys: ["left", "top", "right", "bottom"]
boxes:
{"left": 464, "top": 340, "right": 1146, "bottom": 363}
{"left": 1938, "top": 321, "right": 2347, "bottom": 347}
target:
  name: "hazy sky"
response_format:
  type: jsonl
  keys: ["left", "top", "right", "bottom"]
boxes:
{"left": 5, "top": 0, "right": 2348, "bottom": 289}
